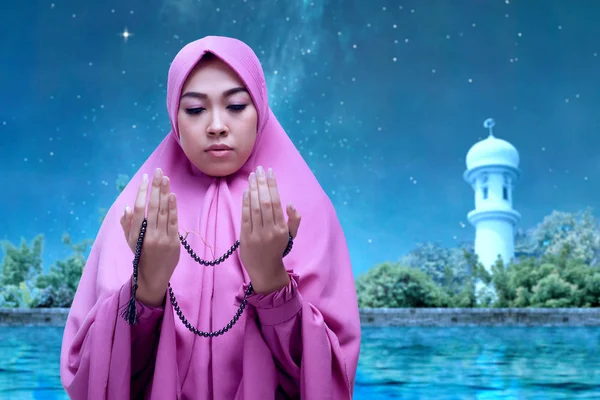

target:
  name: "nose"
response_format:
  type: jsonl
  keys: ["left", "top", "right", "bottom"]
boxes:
{"left": 207, "top": 110, "right": 229, "bottom": 136}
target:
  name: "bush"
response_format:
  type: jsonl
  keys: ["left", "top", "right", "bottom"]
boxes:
{"left": 356, "top": 241, "right": 600, "bottom": 309}
{"left": 399, "top": 242, "right": 470, "bottom": 291}
{"left": 0, "top": 233, "right": 90, "bottom": 308}
{"left": 0, "top": 235, "right": 43, "bottom": 287}
{"left": 489, "top": 244, "right": 600, "bottom": 308}
{"left": 33, "top": 233, "right": 90, "bottom": 307}
{"left": 356, "top": 262, "right": 452, "bottom": 308}
{"left": 3, "top": 208, "right": 600, "bottom": 309}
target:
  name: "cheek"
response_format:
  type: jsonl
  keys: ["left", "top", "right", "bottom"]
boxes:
{"left": 178, "top": 115, "right": 201, "bottom": 142}
{"left": 241, "top": 132, "right": 257, "bottom": 155}
{"left": 177, "top": 113, "right": 188, "bottom": 140}
{"left": 240, "top": 113, "right": 258, "bottom": 153}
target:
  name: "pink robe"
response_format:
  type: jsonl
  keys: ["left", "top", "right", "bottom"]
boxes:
{"left": 60, "top": 36, "right": 361, "bottom": 399}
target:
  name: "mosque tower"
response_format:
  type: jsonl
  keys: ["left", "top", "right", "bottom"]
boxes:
{"left": 464, "top": 118, "right": 521, "bottom": 272}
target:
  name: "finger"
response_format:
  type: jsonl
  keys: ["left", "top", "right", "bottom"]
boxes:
{"left": 121, "top": 205, "right": 133, "bottom": 235}
{"left": 148, "top": 168, "right": 163, "bottom": 228}
{"left": 256, "top": 166, "right": 274, "bottom": 226}
{"left": 120, "top": 206, "right": 129, "bottom": 240}
{"left": 124, "top": 205, "right": 133, "bottom": 236}
{"left": 132, "top": 174, "right": 149, "bottom": 240}
{"left": 249, "top": 172, "right": 261, "bottom": 231}
{"left": 241, "top": 189, "right": 251, "bottom": 235}
{"left": 266, "top": 168, "right": 285, "bottom": 227}
{"left": 157, "top": 176, "right": 170, "bottom": 234}
{"left": 168, "top": 193, "right": 178, "bottom": 237}
{"left": 122, "top": 205, "right": 134, "bottom": 247}
{"left": 286, "top": 203, "right": 301, "bottom": 239}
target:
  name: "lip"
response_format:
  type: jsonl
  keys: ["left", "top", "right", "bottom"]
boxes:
{"left": 205, "top": 144, "right": 233, "bottom": 151}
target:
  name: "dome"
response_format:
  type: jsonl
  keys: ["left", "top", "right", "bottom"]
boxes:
{"left": 465, "top": 134, "right": 519, "bottom": 170}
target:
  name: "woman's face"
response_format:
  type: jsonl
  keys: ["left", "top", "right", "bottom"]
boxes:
{"left": 177, "top": 54, "right": 258, "bottom": 177}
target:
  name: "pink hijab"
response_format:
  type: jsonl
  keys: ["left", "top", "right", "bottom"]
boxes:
{"left": 60, "top": 36, "right": 361, "bottom": 399}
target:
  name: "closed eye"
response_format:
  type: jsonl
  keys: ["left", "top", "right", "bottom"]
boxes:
{"left": 185, "top": 107, "right": 205, "bottom": 115}
{"left": 228, "top": 104, "right": 247, "bottom": 112}
{"left": 185, "top": 105, "right": 246, "bottom": 115}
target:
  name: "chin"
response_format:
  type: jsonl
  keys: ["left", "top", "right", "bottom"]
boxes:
{"left": 195, "top": 162, "right": 241, "bottom": 178}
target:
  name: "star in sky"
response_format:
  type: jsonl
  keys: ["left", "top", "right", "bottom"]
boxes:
{"left": 120, "top": 28, "right": 133, "bottom": 42}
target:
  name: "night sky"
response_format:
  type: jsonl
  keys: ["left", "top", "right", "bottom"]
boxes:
{"left": 2, "top": 0, "right": 600, "bottom": 275}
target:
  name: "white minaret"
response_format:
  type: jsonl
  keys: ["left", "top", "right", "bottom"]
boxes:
{"left": 464, "top": 118, "right": 521, "bottom": 272}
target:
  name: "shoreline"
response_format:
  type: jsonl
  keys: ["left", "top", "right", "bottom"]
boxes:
{"left": 1, "top": 307, "right": 600, "bottom": 327}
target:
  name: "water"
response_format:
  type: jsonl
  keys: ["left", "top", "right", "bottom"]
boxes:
{"left": 0, "top": 327, "right": 66, "bottom": 400}
{"left": 1, "top": 326, "right": 599, "bottom": 399}
{"left": 356, "top": 327, "right": 600, "bottom": 399}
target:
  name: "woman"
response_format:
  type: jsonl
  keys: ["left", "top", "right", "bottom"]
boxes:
{"left": 60, "top": 35, "right": 361, "bottom": 399}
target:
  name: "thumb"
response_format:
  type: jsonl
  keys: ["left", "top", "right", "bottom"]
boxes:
{"left": 120, "top": 205, "right": 132, "bottom": 241}
{"left": 286, "top": 203, "right": 301, "bottom": 239}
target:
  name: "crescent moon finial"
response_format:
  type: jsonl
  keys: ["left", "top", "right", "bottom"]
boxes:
{"left": 483, "top": 118, "right": 495, "bottom": 137}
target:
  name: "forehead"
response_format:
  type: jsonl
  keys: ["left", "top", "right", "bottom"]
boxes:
{"left": 182, "top": 57, "right": 246, "bottom": 92}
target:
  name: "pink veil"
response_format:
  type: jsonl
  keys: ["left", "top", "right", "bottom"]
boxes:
{"left": 60, "top": 35, "right": 361, "bottom": 399}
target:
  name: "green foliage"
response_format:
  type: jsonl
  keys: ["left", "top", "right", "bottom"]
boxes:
{"left": 0, "top": 236, "right": 44, "bottom": 308}
{"left": 529, "top": 209, "right": 600, "bottom": 266}
{"left": 356, "top": 262, "right": 451, "bottom": 308}
{"left": 452, "top": 279, "right": 477, "bottom": 308}
{"left": 399, "top": 242, "right": 469, "bottom": 292}
{"left": 0, "top": 233, "right": 90, "bottom": 308}
{"left": 355, "top": 238, "right": 600, "bottom": 309}
{"left": 487, "top": 244, "right": 600, "bottom": 308}
{"left": 0, "top": 285, "right": 28, "bottom": 308}
{"left": 0, "top": 174, "right": 124, "bottom": 308}
{"left": 116, "top": 174, "right": 130, "bottom": 193}
{"left": 34, "top": 233, "right": 92, "bottom": 307}
{"left": 0, "top": 235, "right": 43, "bottom": 286}
{"left": 356, "top": 209, "right": 600, "bottom": 308}
{"left": 3, "top": 186, "right": 600, "bottom": 310}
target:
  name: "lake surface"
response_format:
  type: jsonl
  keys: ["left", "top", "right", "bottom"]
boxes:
{"left": 1, "top": 326, "right": 599, "bottom": 399}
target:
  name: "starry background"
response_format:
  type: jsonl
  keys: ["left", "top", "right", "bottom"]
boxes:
{"left": 2, "top": 0, "right": 600, "bottom": 276}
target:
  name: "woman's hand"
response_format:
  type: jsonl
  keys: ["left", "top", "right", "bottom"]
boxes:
{"left": 120, "top": 168, "right": 180, "bottom": 306}
{"left": 240, "top": 166, "right": 301, "bottom": 294}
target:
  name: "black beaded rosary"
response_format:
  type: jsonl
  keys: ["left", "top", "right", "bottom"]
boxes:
{"left": 121, "top": 217, "right": 294, "bottom": 338}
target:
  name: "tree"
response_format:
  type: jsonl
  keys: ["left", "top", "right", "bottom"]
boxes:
{"left": 34, "top": 233, "right": 92, "bottom": 307}
{"left": 0, "top": 236, "right": 44, "bottom": 307}
{"left": 530, "top": 209, "right": 600, "bottom": 266}
{"left": 399, "top": 242, "right": 470, "bottom": 293}
{"left": 0, "top": 235, "right": 44, "bottom": 286}
{"left": 486, "top": 244, "right": 600, "bottom": 308}
{"left": 0, "top": 174, "right": 126, "bottom": 308}
{"left": 356, "top": 262, "right": 452, "bottom": 308}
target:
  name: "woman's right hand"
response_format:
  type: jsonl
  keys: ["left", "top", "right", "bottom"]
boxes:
{"left": 120, "top": 168, "right": 180, "bottom": 306}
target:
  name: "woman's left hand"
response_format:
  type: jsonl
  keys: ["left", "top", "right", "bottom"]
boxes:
{"left": 240, "top": 166, "right": 301, "bottom": 294}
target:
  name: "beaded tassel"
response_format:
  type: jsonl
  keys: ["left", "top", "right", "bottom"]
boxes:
{"left": 120, "top": 218, "right": 147, "bottom": 325}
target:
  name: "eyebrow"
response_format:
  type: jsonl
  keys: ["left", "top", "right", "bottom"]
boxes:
{"left": 180, "top": 87, "right": 248, "bottom": 100}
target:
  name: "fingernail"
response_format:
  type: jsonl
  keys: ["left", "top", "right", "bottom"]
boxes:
{"left": 125, "top": 205, "right": 131, "bottom": 214}
{"left": 243, "top": 190, "right": 249, "bottom": 200}
{"left": 267, "top": 168, "right": 274, "bottom": 178}
{"left": 289, "top": 202, "right": 295, "bottom": 211}
{"left": 162, "top": 176, "right": 168, "bottom": 186}
{"left": 249, "top": 172, "right": 256, "bottom": 184}
{"left": 154, "top": 168, "right": 161, "bottom": 179}
{"left": 257, "top": 166, "right": 264, "bottom": 176}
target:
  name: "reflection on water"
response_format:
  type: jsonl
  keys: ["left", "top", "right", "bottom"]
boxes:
{"left": 1, "top": 326, "right": 599, "bottom": 399}
{"left": 356, "top": 326, "right": 600, "bottom": 399}
{"left": 0, "top": 327, "right": 66, "bottom": 400}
